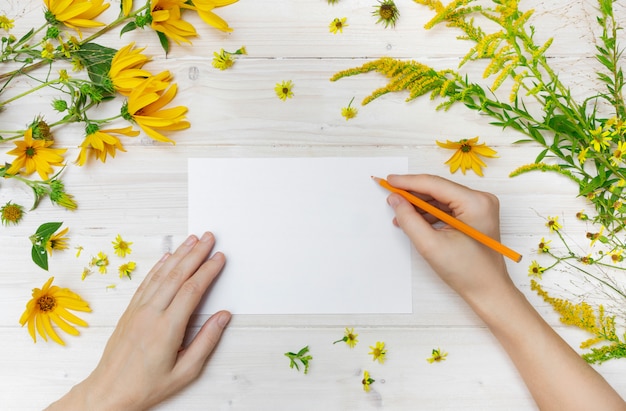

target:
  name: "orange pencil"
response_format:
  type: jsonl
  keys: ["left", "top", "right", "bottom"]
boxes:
{"left": 373, "top": 176, "right": 522, "bottom": 263}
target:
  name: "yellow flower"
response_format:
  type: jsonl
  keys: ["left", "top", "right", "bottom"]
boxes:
{"left": 1, "top": 201, "right": 25, "bottom": 225}
{"left": 90, "top": 251, "right": 109, "bottom": 274}
{"left": 0, "top": 15, "right": 15, "bottom": 31}
{"left": 537, "top": 237, "right": 551, "bottom": 253}
{"left": 122, "top": 0, "right": 133, "bottom": 16}
{"left": 119, "top": 261, "right": 137, "bottom": 279}
{"left": 5, "top": 128, "right": 67, "bottom": 180}
{"left": 546, "top": 216, "right": 562, "bottom": 232}
{"left": 577, "top": 146, "right": 589, "bottom": 164}
{"left": 609, "top": 249, "right": 623, "bottom": 264}
{"left": 212, "top": 49, "right": 234, "bottom": 70}
{"left": 108, "top": 43, "right": 155, "bottom": 96}
{"left": 81, "top": 267, "right": 92, "bottom": 280}
{"left": 123, "top": 76, "right": 190, "bottom": 144}
{"left": 436, "top": 137, "right": 498, "bottom": 176}
{"left": 76, "top": 126, "right": 139, "bottom": 166}
{"left": 341, "top": 97, "right": 358, "bottom": 120}
{"left": 193, "top": 0, "right": 238, "bottom": 32}
{"left": 329, "top": 17, "right": 347, "bottom": 34}
{"left": 41, "top": 41, "right": 55, "bottom": 59}
{"left": 589, "top": 126, "right": 612, "bottom": 151}
{"left": 44, "top": 0, "right": 109, "bottom": 36}
{"left": 368, "top": 341, "right": 387, "bottom": 364}
{"left": 372, "top": 0, "right": 399, "bottom": 28}
{"left": 426, "top": 348, "right": 448, "bottom": 363}
{"left": 19, "top": 277, "right": 91, "bottom": 345}
{"left": 576, "top": 210, "right": 589, "bottom": 221}
{"left": 150, "top": 0, "right": 197, "bottom": 44}
{"left": 587, "top": 226, "right": 605, "bottom": 247}
{"left": 611, "top": 141, "right": 626, "bottom": 166}
{"left": 333, "top": 327, "right": 359, "bottom": 348}
{"left": 112, "top": 234, "right": 133, "bottom": 257}
{"left": 362, "top": 370, "right": 375, "bottom": 392}
{"left": 46, "top": 226, "right": 70, "bottom": 256}
{"left": 275, "top": 80, "right": 294, "bottom": 100}
{"left": 528, "top": 260, "right": 545, "bottom": 279}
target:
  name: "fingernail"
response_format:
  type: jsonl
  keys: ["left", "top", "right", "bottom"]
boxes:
{"left": 387, "top": 194, "right": 400, "bottom": 208}
{"left": 218, "top": 311, "right": 232, "bottom": 328}
{"left": 200, "top": 232, "right": 213, "bottom": 243}
{"left": 185, "top": 235, "right": 198, "bottom": 246}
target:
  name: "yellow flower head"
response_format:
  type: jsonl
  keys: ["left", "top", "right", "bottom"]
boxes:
{"left": 427, "top": 348, "right": 448, "bottom": 363}
{"left": 436, "top": 136, "right": 498, "bottom": 176}
{"left": 341, "top": 97, "right": 358, "bottom": 120}
{"left": 333, "top": 327, "right": 359, "bottom": 348}
{"left": 90, "top": 251, "right": 109, "bottom": 274}
{"left": 329, "top": 17, "right": 347, "bottom": 34}
{"left": 362, "top": 370, "right": 375, "bottom": 392}
{"left": 44, "top": 0, "right": 109, "bottom": 36}
{"left": 537, "top": 237, "right": 551, "bottom": 253}
{"left": 112, "top": 234, "right": 133, "bottom": 257}
{"left": 1, "top": 201, "right": 25, "bottom": 225}
{"left": 589, "top": 126, "right": 612, "bottom": 152}
{"left": 587, "top": 225, "right": 605, "bottom": 247}
{"left": 76, "top": 126, "right": 139, "bottom": 166}
{"left": 6, "top": 128, "right": 67, "bottom": 180}
{"left": 46, "top": 226, "right": 70, "bottom": 256}
{"left": 372, "top": 0, "right": 399, "bottom": 28}
{"left": 122, "top": 75, "right": 190, "bottom": 144}
{"left": 528, "top": 260, "right": 545, "bottom": 279}
{"left": 0, "top": 15, "right": 15, "bottom": 31}
{"left": 108, "top": 43, "right": 154, "bottom": 96}
{"left": 546, "top": 216, "right": 562, "bottom": 232}
{"left": 609, "top": 249, "right": 623, "bottom": 264}
{"left": 193, "top": 0, "right": 238, "bottom": 32}
{"left": 119, "top": 261, "right": 137, "bottom": 279}
{"left": 275, "top": 80, "right": 294, "bottom": 101}
{"left": 150, "top": 0, "right": 197, "bottom": 44}
{"left": 368, "top": 341, "right": 387, "bottom": 364}
{"left": 577, "top": 146, "right": 589, "bottom": 164}
{"left": 19, "top": 277, "right": 91, "bottom": 345}
{"left": 212, "top": 49, "right": 234, "bottom": 70}
{"left": 41, "top": 41, "right": 55, "bottom": 60}
{"left": 611, "top": 141, "right": 626, "bottom": 166}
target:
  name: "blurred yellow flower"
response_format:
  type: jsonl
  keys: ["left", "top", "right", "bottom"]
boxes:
{"left": 0, "top": 15, "right": 14, "bottom": 31}
{"left": 528, "top": 260, "right": 545, "bottom": 279}
{"left": 329, "top": 17, "right": 347, "bottom": 34}
{"left": 341, "top": 97, "right": 358, "bottom": 120}
{"left": 5, "top": 128, "right": 67, "bottom": 180}
{"left": 426, "top": 348, "right": 448, "bottom": 363}
{"left": 44, "top": 0, "right": 109, "bottom": 36}
{"left": 333, "top": 327, "right": 358, "bottom": 348}
{"left": 193, "top": 0, "right": 238, "bottom": 32}
{"left": 119, "top": 261, "right": 137, "bottom": 279}
{"left": 546, "top": 216, "right": 562, "bottom": 232}
{"left": 46, "top": 226, "right": 70, "bottom": 256}
{"left": 362, "top": 370, "right": 375, "bottom": 392}
{"left": 275, "top": 80, "right": 294, "bottom": 100}
{"left": 150, "top": 0, "right": 197, "bottom": 44}
{"left": 436, "top": 137, "right": 497, "bottom": 176}
{"left": 19, "top": 277, "right": 91, "bottom": 345}
{"left": 90, "top": 251, "right": 109, "bottom": 274}
{"left": 76, "top": 126, "right": 139, "bottom": 166}
{"left": 112, "top": 234, "right": 133, "bottom": 257}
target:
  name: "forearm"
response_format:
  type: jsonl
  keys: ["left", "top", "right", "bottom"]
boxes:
{"left": 468, "top": 282, "right": 626, "bottom": 411}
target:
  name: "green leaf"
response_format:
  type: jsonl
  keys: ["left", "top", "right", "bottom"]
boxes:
{"left": 31, "top": 245, "right": 49, "bottom": 271}
{"left": 535, "top": 148, "right": 548, "bottom": 163}
{"left": 156, "top": 31, "right": 170, "bottom": 54}
{"left": 35, "top": 221, "right": 63, "bottom": 239}
{"left": 120, "top": 21, "right": 137, "bottom": 37}
{"left": 74, "top": 42, "right": 117, "bottom": 95}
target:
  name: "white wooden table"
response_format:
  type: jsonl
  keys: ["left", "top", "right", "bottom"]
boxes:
{"left": 1, "top": 1, "right": 624, "bottom": 409}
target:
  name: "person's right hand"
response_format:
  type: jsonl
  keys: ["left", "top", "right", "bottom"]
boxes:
{"left": 384, "top": 174, "right": 513, "bottom": 303}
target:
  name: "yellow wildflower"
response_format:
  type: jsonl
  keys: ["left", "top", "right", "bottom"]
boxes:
{"left": 341, "top": 97, "right": 358, "bottom": 120}
{"left": 577, "top": 146, "right": 589, "bottom": 164}
{"left": 1, "top": 202, "right": 25, "bottom": 225}
{"left": 275, "top": 80, "right": 294, "bottom": 100}
{"left": 546, "top": 216, "right": 562, "bottom": 232}
{"left": 609, "top": 249, "right": 623, "bottom": 264}
{"left": 19, "top": 276, "right": 91, "bottom": 345}
{"left": 528, "top": 260, "right": 545, "bottom": 279}
{"left": 150, "top": 0, "right": 197, "bottom": 44}
{"left": 362, "top": 370, "right": 375, "bottom": 392}
{"left": 46, "top": 227, "right": 70, "bottom": 256}
{"left": 119, "top": 261, "right": 137, "bottom": 279}
{"left": 90, "top": 251, "right": 109, "bottom": 274}
{"left": 537, "top": 237, "right": 551, "bottom": 253}
{"left": 212, "top": 49, "right": 234, "bottom": 70}
{"left": 427, "top": 348, "right": 448, "bottom": 363}
{"left": 329, "top": 17, "right": 348, "bottom": 34}
{"left": 373, "top": 0, "right": 399, "bottom": 28}
{"left": 436, "top": 137, "right": 498, "bottom": 176}
{"left": 122, "top": 76, "right": 190, "bottom": 144}
{"left": 112, "top": 234, "right": 133, "bottom": 257}
{"left": 81, "top": 267, "right": 92, "bottom": 280}
{"left": 333, "top": 327, "right": 359, "bottom": 348}
{"left": 108, "top": 43, "right": 156, "bottom": 96}
{"left": 193, "top": 0, "right": 238, "bottom": 32}
{"left": 44, "top": 0, "right": 109, "bottom": 36}
{"left": 5, "top": 128, "right": 67, "bottom": 180}
{"left": 587, "top": 226, "right": 605, "bottom": 247}
{"left": 589, "top": 126, "right": 612, "bottom": 151}
{"left": 41, "top": 41, "right": 55, "bottom": 59}
{"left": 576, "top": 210, "right": 589, "bottom": 221}
{"left": 611, "top": 141, "right": 626, "bottom": 166}
{"left": 76, "top": 126, "right": 139, "bottom": 166}
{"left": 368, "top": 341, "right": 387, "bottom": 364}
{"left": 0, "top": 15, "right": 14, "bottom": 31}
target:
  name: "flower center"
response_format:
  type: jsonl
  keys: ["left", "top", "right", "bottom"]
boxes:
{"left": 282, "top": 87, "right": 289, "bottom": 94}
{"left": 25, "top": 147, "right": 36, "bottom": 158}
{"left": 37, "top": 295, "right": 56, "bottom": 312}
{"left": 380, "top": 5, "right": 394, "bottom": 19}
{"left": 460, "top": 143, "right": 472, "bottom": 153}
{"left": 1, "top": 204, "right": 22, "bottom": 223}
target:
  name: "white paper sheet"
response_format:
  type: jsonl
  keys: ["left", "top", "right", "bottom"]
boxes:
{"left": 188, "top": 157, "right": 412, "bottom": 314}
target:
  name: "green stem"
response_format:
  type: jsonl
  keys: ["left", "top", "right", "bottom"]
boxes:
{"left": 0, "top": 78, "right": 59, "bottom": 107}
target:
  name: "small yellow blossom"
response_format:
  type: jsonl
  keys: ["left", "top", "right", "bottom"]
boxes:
{"left": 580, "top": 254, "right": 594, "bottom": 265}
{"left": 362, "top": 370, "right": 375, "bottom": 392}
{"left": 333, "top": 327, "right": 359, "bottom": 348}
{"left": 112, "top": 234, "right": 133, "bottom": 257}
{"left": 436, "top": 137, "right": 498, "bottom": 176}
{"left": 589, "top": 126, "right": 612, "bottom": 151}
{"left": 427, "top": 348, "right": 448, "bottom": 363}
{"left": 90, "top": 252, "right": 109, "bottom": 274}
{"left": 528, "top": 260, "right": 545, "bottom": 279}
{"left": 368, "top": 341, "right": 387, "bottom": 364}
{"left": 329, "top": 17, "right": 347, "bottom": 34}
{"left": 275, "top": 80, "right": 294, "bottom": 100}
{"left": 59, "top": 69, "right": 69, "bottom": 82}
{"left": 5, "top": 128, "right": 67, "bottom": 180}
{"left": 587, "top": 226, "right": 605, "bottom": 247}
{"left": 119, "top": 261, "right": 137, "bottom": 279}
{"left": 537, "top": 237, "right": 551, "bottom": 253}
{"left": 212, "top": 49, "right": 234, "bottom": 70}
{"left": 1, "top": 201, "right": 25, "bottom": 225}
{"left": 577, "top": 146, "right": 589, "bottom": 164}
{"left": 546, "top": 216, "right": 562, "bottom": 232}
{"left": 576, "top": 210, "right": 589, "bottom": 221}
{"left": 76, "top": 126, "right": 138, "bottom": 166}
{"left": 609, "top": 249, "right": 623, "bottom": 264}
{"left": 341, "top": 97, "right": 358, "bottom": 120}
{"left": 611, "top": 141, "right": 626, "bottom": 166}
{"left": 1, "top": 15, "right": 15, "bottom": 31}
{"left": 46, "top": 227, "right": 70, "bottom": 256}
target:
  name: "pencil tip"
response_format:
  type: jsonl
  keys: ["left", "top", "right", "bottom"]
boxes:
{"left": 371, "top": 176, "right": 381, "bottom": 182}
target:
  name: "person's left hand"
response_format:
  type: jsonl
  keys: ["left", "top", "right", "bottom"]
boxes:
{"left": 47, "top": 232, "right": 231, "bottom": 411}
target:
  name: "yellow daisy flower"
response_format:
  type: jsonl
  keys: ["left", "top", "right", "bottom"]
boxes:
{"left": 19, "top": 276, "right": 91, "bottom": 345}
{"left": 546, "top": 216, "right": 562, "bottom": 232}
{"left": 537, "top": 237, "right": 551, "bottom": 253}
{"left": 119, "top": 261, "right": 137, "bottom": 279}
{"left": 0, "top": 15, "right": 15, "bottom": 31}
{"left": 275, "top": 80, "right": 294, "bottom": 100}
{"left": 193, "top": 0, "right": 238, "bottom": 32}
{"left": 577, "top": 146, "right": 589, "bottom": 164}
{"left": 589, "top": 126, "right": 612, "bottom": 152}
{"left": 436, "top": 137, "right": 497, "bottom": 176}
{"left": 122, "top": 76, "right": 190, "bottom": 144}
{"left": 76, "top": 126, "right": 139, "bottom": 166}
{"left": 611, "top": 141, "right": 626, "bottom": 166}
{"left": 528, "top": 260, "right": 545, "bottom": 279}
{"left": 333, "top": 327, "right": 359, "bottom": 348}
{"left": 329, "top": 17, "right": 347, "bottom": 34}
{"left": 212, "top": 49, "right": 234, "bottom": 70}
{"left": 0, "top": 201, "right": 25, "bottom": 225}
{"left": 426, "top": 348, "right": 448, "bottom": 363}
{"left": 5, "top": 128, "right": 67, "bottom": 180}
{"left": 46, "top": 226, "right": 70, "bottom": 256}
{"left": 362, "top": 370, "right": 375, "bottom": 392}
{"left": 587, "top": 226, "right": 605, "bottom": 247}
{"left": 341, "top": 97, "right": 358, "bottom": 120}
{"left": 609, "top": 249, "right": 623, "bottom": 264}
{"left": 150, "top": 0, "right": 197, "bottom": 44}
{"left": 90, "top": 251, "right": 109, "bottom": 274}
{"left": 112, "top": 234, "right": 133, "bottom": 257}
{"left": 368, "top": 341, "right": 387, "bottom": 364}
{"left": 108, "top": 43, "right": 156, "bottom": 96}
{"left": 41, "top": 41, "right": 55, "bottom": 60}
{"left": 43, "top": 0, "right": 109, "bottom": 36}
